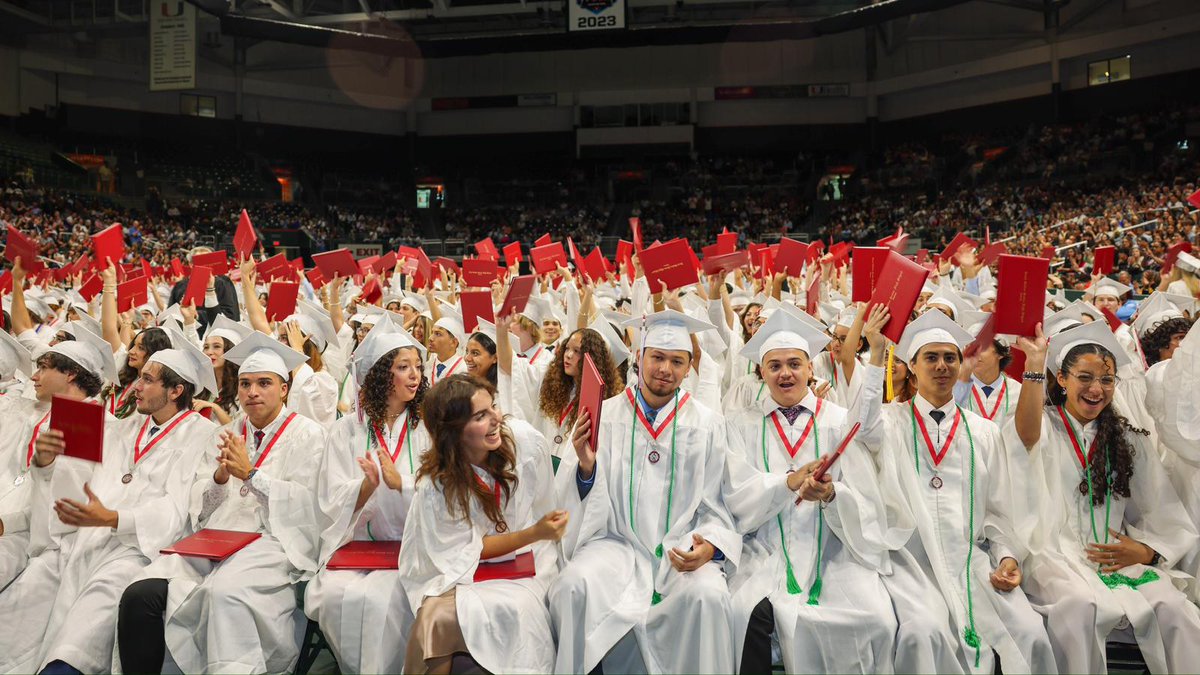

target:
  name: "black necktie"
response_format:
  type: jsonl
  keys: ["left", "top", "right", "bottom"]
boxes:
{"left": 436, "top": 363, "right": 446, "bottom": 377}
{"left": 981, "top": 385, "right": 994, "bottom": 398}
{"left": 777, "top": 404, "right": 806, "bottom": 425}
{"left": 929, "top": 410, "right": 946, "bottom": 425}
{"left": 149, "top": 426, "right": 160, "bottom": 438}
{"left": 254, "top": 430, "right": 265, "bottom": 450}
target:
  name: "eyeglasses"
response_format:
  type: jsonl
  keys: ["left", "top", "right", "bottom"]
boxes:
{"left": 1067, "top": 371, "right": 1119, "bottom": 388}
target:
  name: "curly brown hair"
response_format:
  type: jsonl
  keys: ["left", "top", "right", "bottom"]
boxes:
{"left": 539, "top": 328, "right": 625, "bottom": 423}
{"left": 358, "top": 346, "right": 427, "bottom": 430}
{"left": 418, "top": 374, "right": 518, "bottom": 529}
{"left": 1140, "top": 317, "right": 1192, "bottom": 366}
{"left": 1047, "top": 343, "right": 1147, "bottom": 505}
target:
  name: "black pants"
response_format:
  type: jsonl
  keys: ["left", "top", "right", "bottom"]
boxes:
{"left": 117, "top": 578, "right": 170, "bottom": 675}
{"left": 739, "top": 598, "right": 776, "bottom": 675}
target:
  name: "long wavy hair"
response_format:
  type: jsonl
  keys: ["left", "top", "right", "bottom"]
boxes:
{"left": 739, "top": 302, "right": 763, "bottom": 343}
{"left": 418, "top": 374, "right": 517, "bottom": 529}
{"left": 358, "top": 346, "right": 427, "bottom": 431}
{"left": 1047, "top": 343, "right": 1146, "bottom": 505}
{"left": 212, "top": 337, "right": 239, "bottom": 412}
{"left": 466, "top": 333, "right": 498, "bottom": 386}
{"left": 539, "top": 328, "right": 625, "bottom": 422}
{"left": 1140, "top": 317, "right": 1192, "bottom": 366}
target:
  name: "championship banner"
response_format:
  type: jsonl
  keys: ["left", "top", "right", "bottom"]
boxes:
{"left": 568, "top": 0, "right": 626, "bottom": 32}
{"left": 149, "top": 1, "right": 196, "bottom": 92}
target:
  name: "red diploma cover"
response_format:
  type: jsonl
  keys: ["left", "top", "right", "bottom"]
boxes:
{"left": 474, "top": 551, "right": 536, "bottom": 582}
{"left": 503, "top": 242, "right": 523, "bottom": 270}
{"left": 233, "top": 209, "right": 258, "bottom": 261}
{"left": 311, "top": 249, "right": 359, "bottom": 280}
{"left": 639, "top": 239, "right": 698, "bottom": 292}
{"left": 775, "top": 237, "right": 809, "bottom": 277}
{"left": 375, "top": 251, "right": 398, "bottom": 276}
{"left": 161, "top": 529, "right": 262, "bottom": 561}
{"left": 811, "top": 422, "right": 861, "bottom": 482}
{"left": 475, "top": 238, "right": 500, "bottom": 260}
{"left": 993, "top": 254, "right": 1049, "bottom": 337}
{"left": 360, "top": 277, "right": 382, "bottom": 305}
{"left": 701, "top": 250, "right": 750, "bottom": 277}
{"left": 78, "top": 274, "right": 103, "bottom": 302}
{"left": 183, "top": 266, "right": 213, "bottom": 308}
{"left": 580, "top": 354, "right": 604, "bottom": 452}
{"left": 257, "top": 253, "right": 292, "bottom": 283}
{"left": 50, "top": 395, "right": 105, "bottom": 463}
{"left": 498, "top": 275, "right": 537, "bottom": 319}
{"left": 460, "top": 291, "right": 494, "bottom": 334}
{"left": 1092, "top": 246, "right": 1116, "bottom": 276}
{"left": 581, "top": 248, "right": 607, "bottom": 282}
{"left": 193, "top": 250, "right": 230, "bottom": 277}
{"left": 90, "top": 223, "right": 125, "bottom": 270}
{"left": 434, "top": 257, "right": 460, "bottom": 276}
{"left": 326, "top": 540, "right": 402, "bottom": 570}
{"left": 964, "top": 314, "right": 997, "bottom": 359}
{"left": 305, "top": 268, "right": 327, "bottom": 290}
{"left": 941, "top": 232, "right": 978, "bottom": 264}
{"left": 1100, "top": 307, "right": 1123, "bottom": 332}
{"left": 117, "top": 277, "right": 148, "bottom": 313}
{"left": 716, "top": 230, "right": 738, "bottom": 255}
{"left": 630, "top": 217, "right": 644, "bottom": 252}
{"left": 462, "top": 258, "right": 502, "bottom": 287}
{"left": 979, "top": 242, "right": 1008, "bottom": 266}
{"left": 851, "top": 247, "right": 890, "bottom": 303}
{"left": 5, "top": 224, "right": 43, "bottom": 274}
{"left": 530, "top": 242, "right": 569, "bottom": 276}
{"left": 266, "top": 282, "right": 299, "bottom": 322}
{"left": 867, "top": 251, "right": 931, "bottom": 344}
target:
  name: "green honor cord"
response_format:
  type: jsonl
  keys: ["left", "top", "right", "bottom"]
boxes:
{"left": 363, "top": 416, "right": 413, "bottom": 542}
{"left": 910, "top": 404, "right": 982, "bottom": 667}
{"left": 1062, "top": 413, "right": 1160, "bottom": 590}
{"left": 629, "top": 389, "right": 679, "bottom": 605}
{"left": 760, "top": 414, "right": 824, "bottom": 603}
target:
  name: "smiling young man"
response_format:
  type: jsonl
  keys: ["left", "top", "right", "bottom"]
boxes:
{"left": 427, "top": 310, "right": 466, "bottom": 385}
{"left": 550, "top": 309, "right": 741, "bottom": 675}
{"left": 722, "top": 306, "right": 899, "bottom": 675}
{"left": 0, "top": 327, "right": 217, "bottom": 675}
{"left": 115, "top": 332, "right": 328, "bottom": 674}
{"left": 857, "top": 309, "right": 1055, "bottom": 675}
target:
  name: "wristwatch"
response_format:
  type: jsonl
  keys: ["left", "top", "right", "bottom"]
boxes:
{"left": 1149, "top": 550, "right": 1163, "bottom": 566}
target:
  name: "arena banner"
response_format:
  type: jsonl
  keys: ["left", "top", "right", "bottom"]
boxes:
{"left": 568, "top": 0, "right": 626, "bottom": 32}
{"left": 149, "top": 1, "right": 196, "bottom": 91}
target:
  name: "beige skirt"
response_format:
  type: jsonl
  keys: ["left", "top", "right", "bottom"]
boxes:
{"left": 403, "top": 588, "right": 470, "bottom": 674}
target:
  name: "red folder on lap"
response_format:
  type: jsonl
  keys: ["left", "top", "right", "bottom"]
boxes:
{"left": 51, "top": 395, "right": 105, "bottom": 463}
{"left": 474, "top": 551, "right": 536, "bottom": 582}
{"left": 326, "top": 540, "right": 402, "bottom": 570}
{"left": 161, "top": 529, "right": 262, "bottom": 560}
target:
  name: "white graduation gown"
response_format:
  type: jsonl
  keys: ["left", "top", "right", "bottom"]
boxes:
{"left": 0, "top": 410, "right": 212, "bottom": 674}
{"left": 859, "top": 366, "right": 1054, "bottom": 675}
{"left": 290, "top": 363, "right": 338, "bottom": 428}
{"left": 304, "top": 411, "right": 429, "bottom": 675}
{"left": 723, "top": 393, "right": 898, "bottom": 674}
{"left": 1017, "top": 406, "right": 1200, "bottom": 674}
{"left": 0, "top": 396, "right": 44, "bottom": 589}
{"left": 550, "top": 388, "right": 741, "bottom": 674}
{"left": 959, "top": 375, "right": 1022, "bottom": 431}
{"left": 396, "top": 418, "right": 559, "bottom": 674}
{"left": 134, "top": 409, "right": 328, "bottom": 675}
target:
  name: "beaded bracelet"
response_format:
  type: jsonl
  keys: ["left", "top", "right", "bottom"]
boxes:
{"left": 1022, "top": 371, "right": 1046, "bottom": 383}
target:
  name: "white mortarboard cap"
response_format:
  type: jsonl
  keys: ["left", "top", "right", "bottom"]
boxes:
{"left": 739, "top": 307, "right": 832, "bottom": 365}
{"left": 298, "top": 300, "right": 341, "bottom": 351}
{"left": 148, "top": 327, "right": 218, "bottom": 395}
{"left": 520, "top": 296, "right": 551, "bottom": 326}
{"left": 0, "top": 328, "right": 33, "bottom": 378}
{"left": 920, "top": 281, "right": 937, "bottom": 296}
{"left": 1175, "top": 251, "right": 1200, "bottom": 274}
{"left": 224, "top": 331, "right": 308, "bottom": 379}
{"left": 1044, "top": 301, "right": 1105, "bottom": 337}
{"left": 49, "top": 324, "right": 117, "bottom": 384}
{"left": 1046, "top": 320, "right": 1132, "bottom": 373}
{"left": 401, "top": 292, "right": 429, "bottom": 314}
{"left": 586, "top": 316, "right": 631, "bottom": 364}
{"left": 729, "top": 289, "right": 752, "bottom": 308}
{"left": 896, "top": 309, "right": 973, "bottom": 362}
{"left": 924, "top": 285, "right": 970, "bottom": 321}
{"left": 835, "top": 305, "right": 857, "bottom": 329}
{"left": 434, "top": 308, "right": 466, "bottom": 347}
{"left": 621, "top": 309, "right": 715, "bottom": 354}
{"left": 352, "top": 314, "right": 427, "bottom": 386}
{"left": 1131, "top": 292, "right": 1190, "bottom": 338}
{"left": 1088, "top": 277, "right": 1132, "bottom": 299}
{"left": 203, "top": 314, "right": 253, "bottom": 346}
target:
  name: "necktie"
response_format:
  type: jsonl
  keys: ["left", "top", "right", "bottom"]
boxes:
{"left": 148, "top": 426, "right": 160, "bottom": 438}
{"left": 644, "top": 404, "right": 658, "bottom": 425}
{"left": 436, "top": 363, "right": 446, "bottom": 377}
{"left": 254, "top": 430, "right": 265, "bottom": 450}
{"left": 777, "top": 404, "right": 806, "bottom": 426}
{"left": 981, "top": 385, "right": 994, "bottom": 398}
{"left": 929, "top": 410, "right": 946, "bottom": 425}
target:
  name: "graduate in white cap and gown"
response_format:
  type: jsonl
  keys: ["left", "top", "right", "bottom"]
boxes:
{"left": 1085, "top": 277, "right": 1139, "bottom": 362}
{"left": 426, "top": 307, "right": 467, "bottom": 385}
{"left": 274, "top": 300, "right": 341, "bottom": 427}
{"left": 858, "top": 309, "right": 1055, "bottom": 675}
{"left": 194, "top": 314, "right": 253, "bottom": 425}
{"left": 1133, "top": 293, "right": 1200, "bottom": 602}
{"left": 397, "top": 373, "right": 563, "bottom": 675}
{"left": 1010, "top": 319, "right": 1200, "bottom": 673}
{"left": 549, "top": 309, "right": 742, "bottom": 675}
{"left": 954, "top": 316, "right": 1023, "bottom": 430}
{"left": 304, "top": 315, "right": 431, "bottom": 674}
{"left": 116, "top": 332, "right": 328, "bottom": 674}
{"left": 0, "top": 326, "right": 215, "bottom": 675}
{"left": 722, "top": 307, "right": 901, "bottom": 674}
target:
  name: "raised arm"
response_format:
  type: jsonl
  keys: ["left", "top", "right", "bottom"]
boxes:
{"left": 240, "top": 259, "right": 270, "bottom": 335}
{"left": 100, "top": 262, "right": 123, "bottom": 352}
{"left": 9, "top": 258, "right": 33, "bottom": 335}
{"left": 496, "top": 311, "right": 514, "bottom": 376}
{"left": 1013, "top": 323, "right": 1048, "bottom": 450}
{"left": 839, "top": 301, "right": 868, "bottom": 383}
